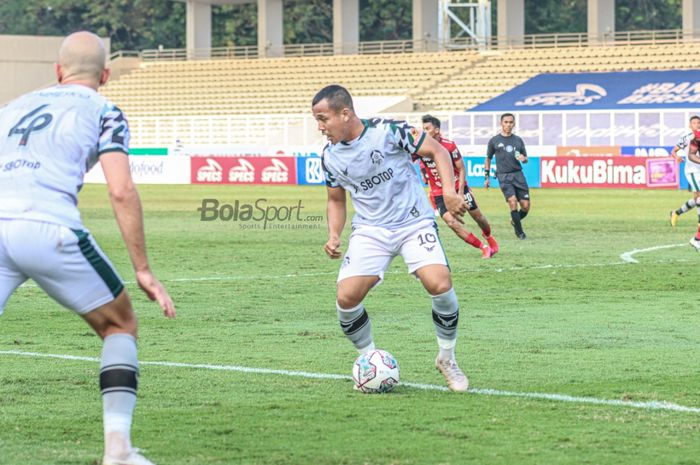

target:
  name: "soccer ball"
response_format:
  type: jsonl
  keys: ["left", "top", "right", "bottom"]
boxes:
{"left": 352, "top": 349, "right": 400, "bottom": 393}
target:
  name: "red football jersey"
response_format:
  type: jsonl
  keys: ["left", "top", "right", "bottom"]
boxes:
{"left": 416, "top": 136, "right": 463, "bottom": 197}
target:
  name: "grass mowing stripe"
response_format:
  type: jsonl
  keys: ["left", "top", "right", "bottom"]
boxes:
{"left": 2, "top": 349, "right": 699, "bottom": 414}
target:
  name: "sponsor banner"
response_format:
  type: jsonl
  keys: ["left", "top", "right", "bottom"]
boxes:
{"left": 84, "top": 156, "right": 190, "bottom": 184}
{"left": 181, "top": 145, "right": 321, "bottom": 158}
{"left": 130, "top": 147, "right": 168, "bottom": 156}
{"left": 414, "top": 157, "right": 541, "bottom": 189}
{"left": 191, "top": 156, "right": 297, "bottom": 185}
{"left": 540, "top": 156, "right": 678, "bottom": 189}
{"left": 471, "top": 70, "right": 700, "bottom": 111}
{"left": 680, "top": 161, "right": 690, "bottom": 190}
{"left": 462, "top": 157, "right": 541, "bottom": 189}
{"left": 646, "top": 158, "right": 679, "bottom": 187}
{"left": 297, "top": 156, "right": 325, "bottom": 185}
{"left": 620, "top": 146, "right": 674, "bottom": 157}
{"left": 556, "top": 146, "right": 620, "bottom": 157}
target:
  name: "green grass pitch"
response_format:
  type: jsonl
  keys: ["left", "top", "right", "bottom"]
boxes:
{"left": 1, "top": 184, "right": 699, "bottom": 465}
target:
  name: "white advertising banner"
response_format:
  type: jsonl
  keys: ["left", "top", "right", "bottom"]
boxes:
{"left": 84, "top": 156, "right": 191, "bottom": 184}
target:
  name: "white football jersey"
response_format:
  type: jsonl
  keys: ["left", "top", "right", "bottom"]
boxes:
{"left": 322, "top": 118, "right": 434, "bottom": 229}
{"left": 675, "top": 131, "right": 700, "bottom": 174}
{"left": 0, "top": 84, "right": 129, "bottom": 229}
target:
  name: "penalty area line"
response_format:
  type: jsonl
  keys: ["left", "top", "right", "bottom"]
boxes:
{"left": 620, "top": 243, "right": 687, "bottom": 264}
{"left": 1, "top": 350, "right": 699, "bottom": 414}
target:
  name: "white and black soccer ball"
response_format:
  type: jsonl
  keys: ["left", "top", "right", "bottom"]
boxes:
{"left": 352, "top": 349, "right": 399, "bottom": 393}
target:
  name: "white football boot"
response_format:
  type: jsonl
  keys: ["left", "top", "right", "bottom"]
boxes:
{"left": 435, "top": 356, "right": 469, "bottom": 393}
{"left": 103, "top": 449, "right": 155, "bottom": 465}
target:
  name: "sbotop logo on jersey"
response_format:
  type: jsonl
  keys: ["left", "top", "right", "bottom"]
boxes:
{"left": 261, "top": 158, "right": 289, "bottom": 183}
{"left": 516, "top": 83, "right": 607, "bottom": 107}
{"left": 229, "top": 159, "right": 256, "bottom": 183}
{"left": 2, "top": 159, "right": 41, "bottom": 172}
{"left": 196, "top": 158, "right": 223, "bottom": 183}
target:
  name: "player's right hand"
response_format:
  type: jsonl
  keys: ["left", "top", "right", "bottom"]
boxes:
{"left": 136, "top": 269, "right": 176, "bottom": 318}
{"left": 444, "top": 192, "right": 467, "bottom": 223}
{"left": 324, "top": 237, "right": 342, "bottom": 259}
{"left": 484, "top": 178, "right": 490, "bottom": 189}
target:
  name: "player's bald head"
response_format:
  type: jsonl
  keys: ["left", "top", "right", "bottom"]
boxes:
{"left": 57, "top": 31, "right": 107, "bottom": 84}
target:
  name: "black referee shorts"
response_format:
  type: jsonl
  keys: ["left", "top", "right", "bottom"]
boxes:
{"left": 497, "top": 171, "right": 530, "bottom": 201}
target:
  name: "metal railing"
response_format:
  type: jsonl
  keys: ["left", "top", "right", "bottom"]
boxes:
{"left": 109, "top": 50, "right": 142, "bottom": 61}
{"left": 137, "top": 38, "right": 435, "bottom": 61}
{"left": 114, "top": 28, "right": 700, "bottom": 63}
{"left": 451, "top": 28, "right": 700, "bottom": 50}
{"left": 126, "top": 108, "right": 700, "bottom": 148}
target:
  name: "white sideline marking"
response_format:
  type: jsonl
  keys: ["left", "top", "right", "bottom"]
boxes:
{"left": 619, "top": 243, "right": 687, "bottom": 264}
{"left": 148, "top": 257, "right": 690, "bottom": 283}
{"left": 17, "top": 257, "right": 691, "bottom": 289}
{"left": 1, "top": 350, "right": 699, "bottom": 414}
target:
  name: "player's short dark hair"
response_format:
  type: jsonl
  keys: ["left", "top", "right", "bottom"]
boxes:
{"left": 421, "top": 114, "right": 441, "bottom": 128}
{"left": 312, "top": 85, "right": 354, "bottom": 113}
{"left": 500, "top": 113, "right": 515, "bottom": 122}
{"left": 690, "top": 115, "right": 700, "bottom": 123}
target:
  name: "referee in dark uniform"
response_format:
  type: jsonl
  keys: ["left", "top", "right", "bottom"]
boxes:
{"left": 484, "top": 113, "right": 530, "bottom": 239}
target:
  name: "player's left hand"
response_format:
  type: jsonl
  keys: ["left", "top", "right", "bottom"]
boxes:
{"left": 443, "top": 192, "right": 467, "bottom": 223}
{"left": 136, "top": 270, "right": 176, "bottom": 318}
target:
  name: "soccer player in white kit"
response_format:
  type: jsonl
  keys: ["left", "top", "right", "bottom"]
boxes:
{"left": 312, "top": 85, "right": 470, "bottom": 392}
{"left": 669, "top": 116, "right": 700, "bottom": 249}
{"left": 0, "top": 32, "right": 175, "bottom": 465}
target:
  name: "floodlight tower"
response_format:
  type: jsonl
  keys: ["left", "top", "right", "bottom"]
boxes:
{"left": 439, "top": 0, "right": 491, "bottom": 49}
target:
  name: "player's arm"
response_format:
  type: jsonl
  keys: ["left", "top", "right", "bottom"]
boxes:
{"left": 100, "top": 152, "right": 175, "bottom": 318}
{"left": 688, "top": 148, "right": 700, "bottom": 165}
{"left": 454, "top": 155, "right": 467, "bottom": 195}
{"left": 484, "top": 140, "right": 494, "bottom": 188}
{"left": 417, "top": 136, "right": 467, "bottom": 219}
{"left": 671, "top": 144, "right": 685, "bottom": 163}
{"left": 517, "top": 141, "right": 529, "bottom": 163}
{"left": 325, "top": 185, "right": 346, "bottom": 259}
{"left": 418, "top": 160, "right": 429, "bottom": 185}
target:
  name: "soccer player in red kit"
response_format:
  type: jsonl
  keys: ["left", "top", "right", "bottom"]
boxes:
{"left": 417, "top": 115, "right": 498, "bottom": 258}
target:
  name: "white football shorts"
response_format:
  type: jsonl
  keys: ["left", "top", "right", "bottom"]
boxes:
{"left": 685, "top": 169, "right": 700, "bottom": 192}
{"left": 337, "top": 219, "right": 449, "bottom": 283}
{"left": 0, "top": 219, "right": 124, "bottom": 315}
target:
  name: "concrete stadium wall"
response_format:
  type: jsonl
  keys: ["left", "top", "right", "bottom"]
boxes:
{"left": 0, "top": 34, "right": 111, "bottom": 104}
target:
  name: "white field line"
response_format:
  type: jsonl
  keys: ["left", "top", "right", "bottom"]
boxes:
{"left": 133, "top": 257, "right": 690, "bottom": 283}
{"left": 619, "top": 243, "right": 688, "bottom": 264}
{"left": 1, "top": 350, "right": 699, "bottom": 414}
{"left": 16, "top": 254, "right": 691, "bottom": 289}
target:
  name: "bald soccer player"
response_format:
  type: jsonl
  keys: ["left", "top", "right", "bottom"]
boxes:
{"left": 0, "top": 31, "right": 175, "bottom": 465}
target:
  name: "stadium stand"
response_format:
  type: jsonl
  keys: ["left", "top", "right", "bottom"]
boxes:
{"left": 419, "top": 43, "right": 695, "bottom": 111}
{"left": 101, "top": 51, "right": 482, "bottom": 116}
{"left": 102, "top": 41, "right": 696, "bottom": 118}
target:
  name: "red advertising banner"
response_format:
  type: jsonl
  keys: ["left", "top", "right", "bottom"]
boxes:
{"left": 540, "top": 156, "right": 678, "bottom": 189}
{"left": 191, "top": 157, "right": 297, "bottom": 185}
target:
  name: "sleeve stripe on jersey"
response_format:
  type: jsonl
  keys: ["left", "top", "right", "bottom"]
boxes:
{"left": 413, "top": 131, "right": 427, "bottom": 153}
{"left": 97, "top": 147, "right": 129, "bottom": 157}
